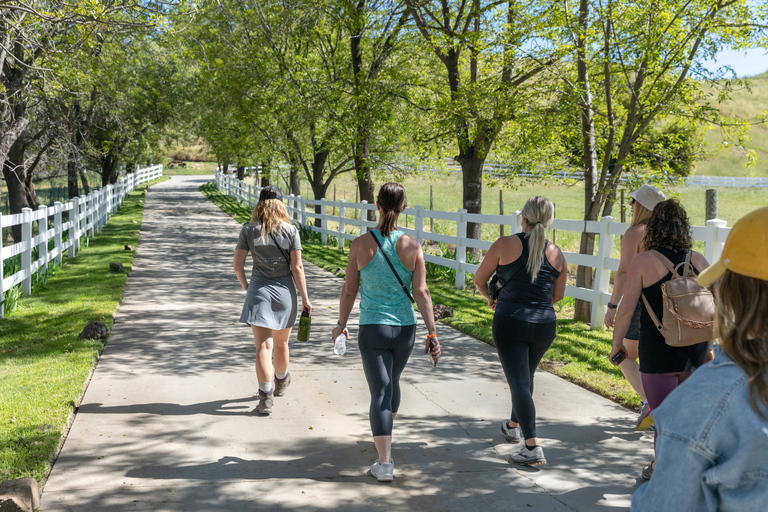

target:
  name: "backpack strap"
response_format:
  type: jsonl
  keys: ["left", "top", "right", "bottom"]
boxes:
{"left": 641, "top": 292, "right": 663, "bottom": 332}
{"left": 647, "top": 250, "right": 676, "bottom": 274}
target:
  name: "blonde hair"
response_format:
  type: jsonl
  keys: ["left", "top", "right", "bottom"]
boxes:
{"left": 716, "top": 270, "right": 768, "bottom": 419}
{"left": 251, "top": 198, "right": 292, "bottom": 240}
{"left": 520, "top": 196, "right": 554, "bottom": 283}
{"left": 630, "top": 202, "right": 652, "bottom": 228}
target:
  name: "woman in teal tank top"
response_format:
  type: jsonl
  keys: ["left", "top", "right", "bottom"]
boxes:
{"left": 331, "top": 182, "right": 440, "bottom": 482}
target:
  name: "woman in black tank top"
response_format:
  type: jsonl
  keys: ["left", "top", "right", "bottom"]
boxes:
{"left": 608, "top": 199, "right": 711, "bottom": 480}
{"left": 474, "top": 196, "right": 568, "bottom": 466}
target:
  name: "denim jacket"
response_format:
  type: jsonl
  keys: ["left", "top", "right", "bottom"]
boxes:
{"left": 632, "top": 347, "right": 768, "bottom": 511}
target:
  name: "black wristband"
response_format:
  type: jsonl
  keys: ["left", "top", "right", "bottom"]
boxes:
{"left": 607, "top": 302, "right": 618, "bottom": 309}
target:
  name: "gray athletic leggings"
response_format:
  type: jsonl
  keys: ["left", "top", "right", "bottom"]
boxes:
{"left": 358, "top": 323, "right": 416, "bottom": 437}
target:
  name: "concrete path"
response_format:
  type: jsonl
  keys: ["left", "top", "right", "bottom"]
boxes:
{"left": 40, "top": 175, "right": 653, "bottom": 511}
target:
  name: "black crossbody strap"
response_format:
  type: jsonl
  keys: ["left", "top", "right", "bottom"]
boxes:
{"left": 371, "top": 231, "right": 415, "bottom": 303}
{"left": 270, "top": 232, "right": 291, "bottom": 265}
{"left": 494, "top": 241, "right": 530, "bottom": 293}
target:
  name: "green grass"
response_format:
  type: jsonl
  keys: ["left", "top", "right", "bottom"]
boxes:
{"left": 201, "top": 181, "right": 639, "bottom": 409}
{"left": 0, "top": 176, "right": 167, "bottom": 485}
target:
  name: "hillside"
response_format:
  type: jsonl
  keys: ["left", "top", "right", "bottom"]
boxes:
{"left": 696, "top": 69, "right": 768, "bottom": 177}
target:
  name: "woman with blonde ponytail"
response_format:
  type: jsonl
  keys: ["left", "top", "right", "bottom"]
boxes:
{"left": 234, "top": 186, "right": 313, "bottom": 416}
{"left": 474, "top": 196, "right": 568, "bottom": 466}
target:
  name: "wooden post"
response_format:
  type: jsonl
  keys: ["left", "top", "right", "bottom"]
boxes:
{"left": 355, "top": 189, "right": 359, "bottom": 220}
{"left": 705, "top": 189, "right": 718, "bottom": 221}
{"left": 333, "top": 185, "right": 336, "bottom": 217}
{"left": 430, "top": 185, "right": 434, "bottom": 233}
{"left": 552, "top": 203, "right": 557, "bottom": 246}
{"left": 499, "top": 189, "right": 504, "bottom": 238}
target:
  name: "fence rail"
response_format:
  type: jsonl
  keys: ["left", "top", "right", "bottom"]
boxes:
{"left": 0, "top": 164, "right": 163, "bottom": 318}
{"left": 215, "top": 171, "right": 731, "bottom": 329}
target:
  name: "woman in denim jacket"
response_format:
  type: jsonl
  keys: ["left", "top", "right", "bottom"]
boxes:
{"left": 631, "top": 206, "right": 768, "bottom": 511}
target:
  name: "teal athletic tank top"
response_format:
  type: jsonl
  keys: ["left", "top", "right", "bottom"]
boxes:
{"left": 359, "top": 229, "right": 417, "bottom": 326}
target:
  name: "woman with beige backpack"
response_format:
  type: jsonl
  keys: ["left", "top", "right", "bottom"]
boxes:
{"left": 608, "top": 199, "right": 711, "bottom": 480}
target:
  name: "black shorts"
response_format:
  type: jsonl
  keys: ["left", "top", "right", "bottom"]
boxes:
{"left": 625, "top": 303, "right": 642, "bottom": 341}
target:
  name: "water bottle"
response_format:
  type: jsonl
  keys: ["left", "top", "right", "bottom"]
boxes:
{"left": 297, "top": 310, "right": 311, "bottom": 342}
{"left": 333, "top": 334, "right": 347, "bottom": 355}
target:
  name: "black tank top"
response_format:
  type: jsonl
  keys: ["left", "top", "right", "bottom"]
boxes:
{"left": 494, "top": 233, "right": 560, "bottom": 323}
{"left": 638, "top": 247, "right": 708, "bottom": 373}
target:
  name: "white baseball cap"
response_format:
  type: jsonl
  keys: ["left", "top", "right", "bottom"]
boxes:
{"left": 629, "top": 184, "right": 666, "bottom": 211}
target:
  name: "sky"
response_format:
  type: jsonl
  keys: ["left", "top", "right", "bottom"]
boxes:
{"left": 705, "top": 48, "right": 768, "bottom": 77}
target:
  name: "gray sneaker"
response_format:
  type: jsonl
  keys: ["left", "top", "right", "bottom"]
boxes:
{"left": 274, "top": 373, "right": 291, "bottom": 397}
{"left": 501, "top": 421, "right": 523, "bottom": 443}
{"left": 510, "top": 445, "right": 547, "bottom": 466}
{"left": 642, "top": 460, "right": 655, "bottom": 480}
{"left": 257, "top": 390, "right": 274, "bottom": 415}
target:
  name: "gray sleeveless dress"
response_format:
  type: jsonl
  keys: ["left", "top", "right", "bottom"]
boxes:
{"left": 236, "top": 221, "right": 302, "bottom": 329}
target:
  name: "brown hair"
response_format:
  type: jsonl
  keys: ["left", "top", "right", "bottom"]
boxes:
{"left": 716, "top": 270, "right": 768, "bottom": 418}
{"left": 520, "top": 196, "right": 555, "bottom": 283}
{"left": 630, "top": 201, "right": 653, "bottom": 228}
{"left": 251, "top": 198, "right": 292, "bottom": 240}
{"left": 376, "top": 182, "right": 406, "bottom": 237}
{"left": 642, "top": 198, "right": 692, "bottom": 252}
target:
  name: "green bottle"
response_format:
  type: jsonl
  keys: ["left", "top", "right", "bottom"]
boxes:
{"left": 297, "top": 310, "right": 311, "bottom": 341}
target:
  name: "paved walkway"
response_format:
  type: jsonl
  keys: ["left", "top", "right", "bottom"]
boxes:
{"left": 40, "top": 175, "right": 653, "bottom": 511}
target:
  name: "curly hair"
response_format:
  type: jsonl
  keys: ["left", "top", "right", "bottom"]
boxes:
{"left": 642, "top": 198, "right": 692, "bottom": 252}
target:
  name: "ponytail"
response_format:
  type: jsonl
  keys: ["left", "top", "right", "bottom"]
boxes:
{"left": 520, "top": 196, "right": 555, "bottom": 283}
{"left": 376, "top": 182, "right": 406, "bottom": 237}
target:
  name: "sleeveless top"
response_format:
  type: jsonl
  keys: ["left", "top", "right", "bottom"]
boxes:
{"left": 494, "top": 232, "right": 560, "bottom": 323}
{"left": 638, "top": 247, "right": 708, "bottom": 374}
{"left": 359, "top": 229, "right": 418, "bottom": 326}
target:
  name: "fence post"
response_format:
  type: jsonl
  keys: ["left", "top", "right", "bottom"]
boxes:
{"left": 414, "top": 205, "right": 424, "bottom": 245}
{"left": 360, "top": 201, "right": 368, "bottom": 235}
{"left": 705, "top": 218, "right": 728, "bottom": 263}
{"left": 338, "top": 200, "right": 346, "bottom": 251}
{"left": 455, "top": 209, "right": 467, "bottom": 289}
{"left": 21, "top": 207, "right": 33, "bottom": 295}
{"left": 320, "top": 198, "right": 328, "bottom": 245}
{"left": 591, "top": 216, "right": 615, "bottom": 329}
{"left": 69, "top": 197, "right": 79, "bottom": 256}
{"left": 88, "top": 193, "right": 95, "bottom": 237}
{"left": 38, "top": 205, "right": 49, "bottom": 274}
{"left": 0, "top": 212, "right": 4, "bottom": 318}
{"left": 54, "top": 202, "right": 63, "bottom": 265}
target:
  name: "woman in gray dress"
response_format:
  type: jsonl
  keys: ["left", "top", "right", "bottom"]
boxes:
{"left": 234, "top": 185, "right": 312, "bottom": 415}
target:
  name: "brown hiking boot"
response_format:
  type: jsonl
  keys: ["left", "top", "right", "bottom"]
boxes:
{"left": 257, "top": 390, "right": 274, "bottom": 414}
{"left": 274, "top": 372, "right": 291, "bottom": 397}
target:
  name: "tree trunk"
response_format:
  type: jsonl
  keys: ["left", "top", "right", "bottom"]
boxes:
{"left": 574, "top": 0, "right": 600, "bottom": 323}
{"left": 23, "top": 169, "right": 40, "bottom": 211}
{"left": 260, "top": 161, "right": 270, "bottom": 187}
{"left": 236, "top": 165, "right": 245, "bottom": 181}
{"left": 5, "top": 138, "right": 27, "bottom": 242}
{"left": 309, "top": 150, "right": 330, "bottom": 227}
{"left": 79, "top": 168, "right": 90, "bottom": 195}
{"left": 458, "top": 149, "right": 485, "bottom": 261}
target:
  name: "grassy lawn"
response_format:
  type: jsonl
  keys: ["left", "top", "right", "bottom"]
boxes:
{"left": 162, "top": 160, "right": 218, "bottom": 176}
{"left": 201, "top": 182, "right": 639, "bottom": 410}
{"left": 0, "top": 176, "right": 166, "bottom": 485}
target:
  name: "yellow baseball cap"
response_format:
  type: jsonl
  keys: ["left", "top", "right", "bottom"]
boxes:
{"left": 698, "top": 206, "right": 768, "bottom": 287}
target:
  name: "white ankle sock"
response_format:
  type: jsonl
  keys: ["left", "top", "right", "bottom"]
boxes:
{"left": 259, "top": 382, "right": 273, "bottom": 394}
{"left": 275, "top": 371, "right": 288, "bottom": 380}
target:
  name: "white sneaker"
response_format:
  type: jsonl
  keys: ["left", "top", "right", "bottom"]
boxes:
{"left": 370, "top": 459, "right": 394, "bottom": 482}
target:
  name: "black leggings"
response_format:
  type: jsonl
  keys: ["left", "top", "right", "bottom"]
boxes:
{"left": 492, "top": 315, "right": 557, "bottom": 440}
{"left": 358, "top": 324, "right": 416, "bottom": 437}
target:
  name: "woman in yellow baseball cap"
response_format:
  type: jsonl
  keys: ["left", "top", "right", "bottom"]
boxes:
{"left": 632, "top": 206, "right": 768, "bottom": 511}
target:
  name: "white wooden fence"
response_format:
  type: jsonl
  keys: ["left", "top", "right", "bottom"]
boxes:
{"left": 216, "top": 170, "right": 732, "bottom": 329}
{"left": 0, "top": 164, "right": 163, "bottom": 318}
